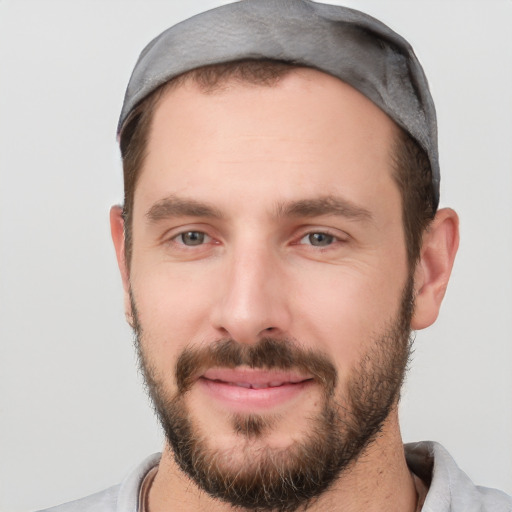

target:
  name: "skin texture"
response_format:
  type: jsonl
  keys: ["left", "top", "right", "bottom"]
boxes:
{"left": 111, "top": 68, "right": 459, "bottom": 511}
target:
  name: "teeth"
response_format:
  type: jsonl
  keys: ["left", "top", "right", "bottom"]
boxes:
{"left": 250, "top": 383, "right": 267, "bottom": 389}
{"left": 233, "top": 381, "right": 285, "bottom": 389}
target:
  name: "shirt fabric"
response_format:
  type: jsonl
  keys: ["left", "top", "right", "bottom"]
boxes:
{"left": 37, "top": 441, "right": 512, "bottom": 512}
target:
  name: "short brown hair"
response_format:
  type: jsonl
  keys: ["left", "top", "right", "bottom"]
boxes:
{"left": 119, "top": 60, "right": 435, "bottom": 269}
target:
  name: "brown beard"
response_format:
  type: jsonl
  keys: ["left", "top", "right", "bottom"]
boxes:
{"left": 131, "top": 276, "right": 414, "bottom": 512}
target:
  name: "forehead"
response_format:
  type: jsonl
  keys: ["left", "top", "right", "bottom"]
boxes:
{"left": 149, "top": 66, "right": 398, "bottom": 141}
{"left": 137, "top": 68, "right": 400, "bottom": 212}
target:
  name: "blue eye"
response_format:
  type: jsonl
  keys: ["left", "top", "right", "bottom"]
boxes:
{"left": 177, "top": 231, "right": 208, "bottom": 246}
{"left": 301, "top": 233, "right": 335, "bottom": 247}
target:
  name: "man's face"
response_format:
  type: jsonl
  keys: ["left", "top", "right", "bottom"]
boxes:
{"left": 126, "top": 69, "right": 412, "bottom": 508}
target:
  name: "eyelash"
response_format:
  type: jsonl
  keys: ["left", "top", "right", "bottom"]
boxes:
{"left": 170, "top": 230, "right": 214, "bottom": 247}
{"left": 299, "top": 231, "right": 336, "bottom": 247}
{"left": 295, "top": 229, "right": 349, "bottom": 252}
{"left": 167, "top": 228, "right": 346, "bottom": 250}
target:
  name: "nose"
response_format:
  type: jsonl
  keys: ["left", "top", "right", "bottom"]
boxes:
{"left": 211, "top": 243, "right": 292, "bottom": 344}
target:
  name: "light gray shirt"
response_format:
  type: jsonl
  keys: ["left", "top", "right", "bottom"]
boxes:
{"left": 37, "top": 442, "right": 512, "bottom": 512}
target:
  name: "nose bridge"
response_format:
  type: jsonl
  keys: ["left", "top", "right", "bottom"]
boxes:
{"left": 212, "top": 237, "right": 289, "bottom": 343}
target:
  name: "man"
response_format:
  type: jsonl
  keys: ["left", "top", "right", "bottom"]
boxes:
{"left": 38, "top": 1, "right": 512, "bottom": 511}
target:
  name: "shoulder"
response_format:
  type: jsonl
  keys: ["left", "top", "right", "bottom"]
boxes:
{"left": 36, "top": 485, "right": 120, "bottom": 512}
{"left": 35, "top": 453, "right": 161, "bottom": 512}
{"left": 405, "top": 441, "right": 512, "bottom": 512}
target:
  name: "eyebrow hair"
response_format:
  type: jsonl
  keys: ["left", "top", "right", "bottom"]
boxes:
{"left": 146, "top": 195, "right": 224, "bottom": 222}
{"left": 145, "top": 194, "right": 372, "bottom": 224}
{"left": 275, "top": 195, "right": 373, "bottom": 222}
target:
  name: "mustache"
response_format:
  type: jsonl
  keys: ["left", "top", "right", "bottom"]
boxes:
{"left": 175, "top": 337, "right": 337, "bottom": 395}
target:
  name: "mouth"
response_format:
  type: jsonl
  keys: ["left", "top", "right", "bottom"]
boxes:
{"left": 214, "top": 381, "right": 300, "bottom": 389}
{"left": 198, "top": 368, "right": 314, "bottom": 411}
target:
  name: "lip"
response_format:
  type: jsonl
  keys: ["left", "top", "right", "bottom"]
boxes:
{"left": 198, "top": 368, "right": 314, "bottom": 412}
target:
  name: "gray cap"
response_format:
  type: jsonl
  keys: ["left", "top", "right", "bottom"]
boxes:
{"left": 118, "top": 0, "right": 439, "bottom": 209}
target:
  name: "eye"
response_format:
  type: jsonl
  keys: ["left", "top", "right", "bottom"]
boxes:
{"left": 174, "top": 231, "right": 211, "bottom": 246}
{"left": 300, "top": 232, "right": 336, "bottom": 247}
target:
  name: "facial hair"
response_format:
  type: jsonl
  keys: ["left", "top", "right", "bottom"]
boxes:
{"left": 131, "top": 276, "right": 414, "bottom": 512}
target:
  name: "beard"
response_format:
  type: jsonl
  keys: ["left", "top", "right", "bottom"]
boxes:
{"left": 131, "top": 276, "right": 414, "bottom": 512}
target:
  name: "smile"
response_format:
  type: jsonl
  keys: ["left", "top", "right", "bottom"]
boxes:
{"left": 198, "top": 368, "right": 314, "bottom": 411}
{"left": 218, "top": 381, "right": 299, "bottom": 389}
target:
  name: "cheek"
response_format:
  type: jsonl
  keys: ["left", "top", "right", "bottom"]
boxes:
{"left": 130, "top": 263, "right": 218, "bottom": 361}
{"left": 290, "top": 260, "right": 407, "bottom": 372}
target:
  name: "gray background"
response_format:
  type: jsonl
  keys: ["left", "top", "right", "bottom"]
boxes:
{"left": 0, "top": 1, "right": 511, "bottom": 511}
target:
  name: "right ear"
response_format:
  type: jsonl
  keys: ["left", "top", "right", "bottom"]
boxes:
{"left": 110, "top": 205, "right": 133, "bottom": 326}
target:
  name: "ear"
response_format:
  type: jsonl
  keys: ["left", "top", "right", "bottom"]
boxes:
{"left": 110, "top": 205, "right": 133, "bottom": 327}
{"left": 411, "top": 208, "right": 460, "bottom": 330}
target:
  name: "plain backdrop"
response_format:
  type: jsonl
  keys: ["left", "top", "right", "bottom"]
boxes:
{"left": 1, "top": 1, "right": 511, "bottom": 511}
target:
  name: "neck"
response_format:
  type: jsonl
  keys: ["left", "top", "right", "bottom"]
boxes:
{"left": 148, "top": 409, "right": 417, "bottom": 512}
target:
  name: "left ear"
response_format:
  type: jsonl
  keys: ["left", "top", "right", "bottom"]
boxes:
{"left": 411, "top": 208, "right": 459, "bottom": 330}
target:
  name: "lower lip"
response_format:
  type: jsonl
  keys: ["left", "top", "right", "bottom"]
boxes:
{"left": 198, "top": 378, "right": 313, "bottom": 412}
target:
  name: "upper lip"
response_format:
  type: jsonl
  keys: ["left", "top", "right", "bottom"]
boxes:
{"left": 201, "top": 367, "right": 312, "bottom": 389}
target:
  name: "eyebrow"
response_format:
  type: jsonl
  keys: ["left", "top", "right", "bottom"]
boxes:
{"left": 275, "top": 196, "right": 373, "bottom": 222}
{"left": 146, "top": 195, "right": 224, "bottom": 223}
{"left": 145, "top": 194, "right": 372, "bottom": 224}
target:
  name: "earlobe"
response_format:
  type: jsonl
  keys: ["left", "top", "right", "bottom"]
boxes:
{"left": 110, "top": 205, "right": 133, "bottom": 326}
{"left": 411, "top": 208, "right": 460, "bottom": 330}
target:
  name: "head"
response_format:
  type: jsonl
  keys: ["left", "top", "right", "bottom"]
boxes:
{"left": 119, "top": 59, "right": 436, "bottom": 272}
{"left": 111, "top": 3, "right": 459, "bottom": 511}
